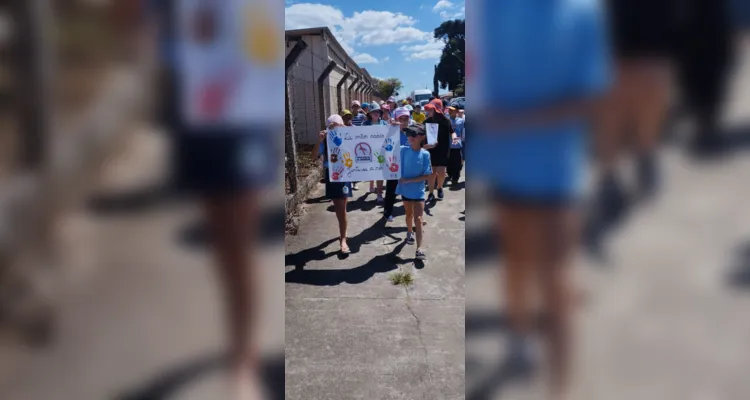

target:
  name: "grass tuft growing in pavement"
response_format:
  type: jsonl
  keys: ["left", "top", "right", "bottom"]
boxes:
{"left": 389, "top": 271, "right": 414, "bottom": 286}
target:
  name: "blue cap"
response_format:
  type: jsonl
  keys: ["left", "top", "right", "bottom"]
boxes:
{"left": 362, "top": 102, "right": 369, "bottom": 109}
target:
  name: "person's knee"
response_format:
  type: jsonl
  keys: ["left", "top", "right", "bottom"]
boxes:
{"left": 414, "top": 214, "right": 423, "bottom": 225}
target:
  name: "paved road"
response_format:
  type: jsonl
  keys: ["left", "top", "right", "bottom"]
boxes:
{"left": 0, "top": 128, "right": 285, "bottom": 399}
{"left": 285, "top": 178, "right": 466, "bottom": 400}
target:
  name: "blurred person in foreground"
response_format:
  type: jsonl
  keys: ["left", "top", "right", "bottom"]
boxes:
{"left": 114, "top": 0, "right": 281, "bottom": 398}
{"left": 675, "top": 0, "right": 736, "bottom": 155}
{"left": 595, "top": 0, "right": 679, "bottom": 216}
{"left": 467, "top": 0, "right": 611, "bottom": 398}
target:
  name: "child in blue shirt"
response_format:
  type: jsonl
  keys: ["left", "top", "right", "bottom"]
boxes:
{"left": 467, "top": 0, "right": 611, "bottom": 398}
{"left": 396, "top": 124, "right": 432, "bottom": 260}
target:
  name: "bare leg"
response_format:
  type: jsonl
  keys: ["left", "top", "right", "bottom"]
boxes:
{"left": 333, "top": 198, "right": 348, "bottom": 249}
{"left": 538, "top": 207, "right": 579, "bottom": 400}
{"left": 376, "top": 180, "right": 384, "bottom": 196}
{"left": 497, "top": 203, "right": 539, "bottom": 338}
{"left": 413, "top": 201, "right": 425, "bottom": 247}
{"left": 404, "top": 201, "right": 414, "bottom": 234}
{"left": 434, "top": 166, "right": 447, "bottom": 190}
{"left": 427, "top": 171, "right": 436, "bottom": 195}
{"left": 203, "top": 192, "right": 261, "bottom": 399}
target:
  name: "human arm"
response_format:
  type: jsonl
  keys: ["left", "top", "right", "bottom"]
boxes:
{"left": 313, "top": 130, "right": 325, "bottom": 162}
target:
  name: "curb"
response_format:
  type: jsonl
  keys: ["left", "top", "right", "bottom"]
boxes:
{"left": 285, "top": 166, "right": 323, "bottom": 234}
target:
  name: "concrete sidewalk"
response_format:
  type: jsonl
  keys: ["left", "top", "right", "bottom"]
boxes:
{"left": 285, "top": 179, "right": 466, "bottom": 399}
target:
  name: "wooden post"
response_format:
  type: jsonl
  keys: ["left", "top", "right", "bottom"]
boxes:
{"left": 317, "top": 61, "right": 336, "bottom": 130}
{"left": 13, "top": 0, "right": 54, "bottom": 171}
{"left": 285, "top": 39, "right": 307, "bottom": 194}
{"left": 337, "top": 70, "right": 351, "bottom": 113}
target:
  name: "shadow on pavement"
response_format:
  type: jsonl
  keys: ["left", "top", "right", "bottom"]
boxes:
{"left": 466, "top": 226, "right": 501, "bottom": 265}
{"left": 449, "top": 181, "right": 465, "bottom": 191}
{"left": 116, "top": 353, "right": 284, "bottom": 400}
{"left": 727, "top": 241, "right": 750, "bottom": 288}
{"left": 86, "top": 183, "right": 174, "bottom": 214}
{"left": 285, "top": 240, "right": 407, "bottom": 286}
{"left": 284, "top": 238, "right": 340, "bottom": 270}
{"left": 327, "top": 193, "right": 378, "bottom": 213}
{"left": 177, "top": 206, "right": 285, "bottom": 249}
{"left": 466, "top": 311, "right": 548, "bottom": 400}
{"left": 286, "top": 218, "right": 409, "bottom": 285}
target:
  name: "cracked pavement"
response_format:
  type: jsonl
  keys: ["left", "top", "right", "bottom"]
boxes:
{"left": 285, "top": 179, "right": 466, "bottom": 400}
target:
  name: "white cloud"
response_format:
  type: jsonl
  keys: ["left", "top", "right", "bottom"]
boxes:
{"left": 353, "top": 53, "right": 379, "bottom": 64}
{"left": 400, "top": 40, "right": 444, "bottom": 61}
{"left": 285, "top": 3, "right": 430, "bottom": 55}
{"left": 432, "top": 0, "right": 454, "bottom": 12}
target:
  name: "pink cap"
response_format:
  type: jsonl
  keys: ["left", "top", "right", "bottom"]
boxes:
{"left": 351, "top": 100, "right": 361, "bottom": 106}
{"left": 327, "top": 114, "right": 344, "bottom": 126}
{"left": 393, "top": 107, "right": 410, "bottom": 120}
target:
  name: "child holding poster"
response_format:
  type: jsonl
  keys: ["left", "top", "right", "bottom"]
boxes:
{"left": 315, "top": 115, "right": 352, "bottom": 254}
{"left": 397, "top": 124, "right": 432, "bottom": 261}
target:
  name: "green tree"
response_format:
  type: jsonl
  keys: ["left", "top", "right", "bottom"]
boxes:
{"left": 433, "top": 19, "right": 465, "bottom": 93}
{"left": 375, "top": 77, "right": 403, "bottom": 98}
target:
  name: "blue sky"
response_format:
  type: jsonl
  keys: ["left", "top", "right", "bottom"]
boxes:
{"left": 285, "top": 0, "right": 464, "bottom": 96}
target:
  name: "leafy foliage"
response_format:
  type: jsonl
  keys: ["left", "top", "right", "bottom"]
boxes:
{"left": 433, "top": 19, "right": 465, "bottom": 93}
{"left": 374, "top": 77, "right": 403, "bottom": 98}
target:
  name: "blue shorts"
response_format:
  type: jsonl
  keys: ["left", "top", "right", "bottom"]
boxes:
{"left": 402, "top": 196, "right": 425, "bottom": 202}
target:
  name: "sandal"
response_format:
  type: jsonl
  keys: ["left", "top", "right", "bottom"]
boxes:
{"left": 340, "top": 238, "right": 350, "bottom": 254}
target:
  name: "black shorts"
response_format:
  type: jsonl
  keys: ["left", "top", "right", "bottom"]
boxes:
{"left": 162, "top": 68, "right": 275, "bottom": 197}
{"left": 324, "top": 170, "right": 353, "bottom": 199}
{"left": 429, "top": 147, "right": 450, "bottom": 167}
{"left": 608, "top": 0, "right": 676, "bottom": 59}
{"left": 402, "top": 196, "right": 425, "bottom": 202}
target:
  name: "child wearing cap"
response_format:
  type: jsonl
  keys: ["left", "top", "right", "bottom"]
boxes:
{"left": 363, "top": 103, "right": 388, "bottom": 201}
{"left": 315, "top": 114, "right": 352, "bottom": 253}
{"left": 383, "top": 107, "right": 412, "bottom": 221}
{"left": 397, "top": 123, "right": 432, "bottom": 260}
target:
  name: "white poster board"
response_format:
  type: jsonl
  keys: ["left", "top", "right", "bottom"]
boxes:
{"left": 177, "top": 0, "right": 283, "bottom": 127}
{"left": 326, "top": 125, "right": 401, "bottom": 182}
{"left": 426, "top": 123, "right": 438, "bottom": 145}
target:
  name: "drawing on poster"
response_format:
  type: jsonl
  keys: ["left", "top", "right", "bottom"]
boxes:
{"left": 326, "top": 125, "right": 401, "bottom": 182}
{"left": 178, "top": 0, "right": 283, "bottom": 127}
{"left": 426, "top": 123, "right": 438, "bottom": 145}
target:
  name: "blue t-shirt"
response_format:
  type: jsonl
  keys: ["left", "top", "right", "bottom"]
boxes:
{"left": 363, "top": 119, "right": 387, "bottom": 126}
{"left": 468, "top": 0, "right": 611, "bottom": 198}
{"left": 450, "top": 117, "right": 464, "bottom": 149}
{"left": 352, "top": 112, "right": 366, "bottom": 126}
{"left": 399, "top": 129, "right": 409, "bottom": 146}
{"left": 396, "top": 146, "right": 432, "bottom": 200}
{"left": 318, "top": 142, "right": 329, "bottom": 169}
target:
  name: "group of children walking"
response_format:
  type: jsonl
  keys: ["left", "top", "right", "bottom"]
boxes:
{"left": 315, "top": 97, "right": 463, "bottom": 261}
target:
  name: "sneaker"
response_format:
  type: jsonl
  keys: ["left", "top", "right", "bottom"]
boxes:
{"left": 503, "top": 334, "right": 537, "bottom": 378}
{"left": 451, "top": 178, "right": 459, "bottom": 185}
{"left": 405, "top": 233, "right": 415, "bottom": 245}
{"left": 636, "top": 154, "right": 659, "bottom": 200}
{"left": 352, "top": 182, "right": 359, "bottom": 190}
{"left": 415, "top": 249, "right": 426, "bottom": 260}
{"left": 437, "top": 188, "right": 444, "bottom": 199}
{"left": 385, "top": 215, "right": 394, "bottom": 222}
{"left": 376, "top": 195, "right": 384, "bottom": 204}
{"left": 427, "top": 193, "right": 435, "bottom": 203}
{"left": 369, "top": 186, "right": 377, "bottom": 193}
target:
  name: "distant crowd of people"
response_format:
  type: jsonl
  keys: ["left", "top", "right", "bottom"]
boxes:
{"left": 315, "top": 95, "right": 466, "bottom": 261}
